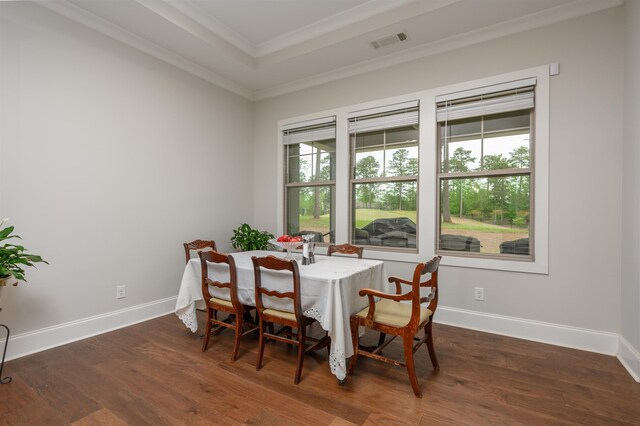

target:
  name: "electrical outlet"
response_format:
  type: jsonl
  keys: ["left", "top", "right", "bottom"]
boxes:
{"left": 474, "top": 287, "right": 484, "bottom": 301}
{"left": 116, "top": 285, "right": 126, "bottom": 299}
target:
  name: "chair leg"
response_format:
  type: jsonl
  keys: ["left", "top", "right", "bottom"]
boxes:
{"left": 294, "top": 326, "right": 306, "bottom": 384}
{"left": 231, "top": 314, "right": 243, "bottom": 362}
{"left": 211, "top": 310, "right": 226, "bottom": 336}
{"left": 403, "top": 335, "right": 422, "bottom": 398}
{"left": 202, "top": 308, "right": 213, "bottom": 352}
{"left": 425, "top": 322, "right": 439, "bottom": 369}
{"left": 256, "top": 318, "right": 266, "bottom": 371}
{"left": 348, "top": 317, "right": 359, "bottom": 376}
{"left": 286, "top": 326, "right": 293, "bottom": 352}
{"left": 377, "top": 332, "right": 386, "bottom": 348}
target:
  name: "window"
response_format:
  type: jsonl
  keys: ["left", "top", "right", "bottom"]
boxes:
{"left": 283, "top": 117, "right": 336, "bottom": 243}
{"left": 436, "top": 80, "right": 535, "bottom": 259}
{"left": 278, "top": 65, "right": 548, "bottom": 272}
{"left": 348, "top": 102, "right": 419, "bottom": 250}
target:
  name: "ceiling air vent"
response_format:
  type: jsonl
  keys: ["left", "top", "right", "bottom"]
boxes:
{"left": 370, "top": 32, "right": 408, "bottom": 49}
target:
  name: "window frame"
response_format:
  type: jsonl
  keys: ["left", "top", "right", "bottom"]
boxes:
{"left": 348, "top": 104, "right": 420, "bottom": 253}
{"left": 282, "top": 118, "right": 337, "bottom": 244}
{"left": 276, "top": 65, "right": 549, "bottom": 273}
{"left": 436, "top": 105, "right": 535, "bottom": 262}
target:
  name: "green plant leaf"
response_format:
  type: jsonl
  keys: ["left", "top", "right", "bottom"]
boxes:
{"left": 0, "top": 221, "right": 47, "bottom": 284}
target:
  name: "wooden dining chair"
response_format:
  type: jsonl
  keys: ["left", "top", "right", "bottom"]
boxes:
{"left": 184, "top": 239, "right": 217, "bottom": 264}
{"left": 199, "top": 251, "right": 258, "bottom": 361}
{"left": 348, "top": 255, "right": 442, "bottom": 398}
{"left": 251, "top": 255, "right": 330, "bottom": 384}
{"left": 327, "top": 243, "right": 364, "bottom": 259}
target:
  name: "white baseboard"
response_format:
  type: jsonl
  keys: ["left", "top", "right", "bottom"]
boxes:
{"left": 3, "top": 299, "right": 638, "bottom": 383}
{"left": 435, "top": 306, "right": 619, "bottom": 355}
{"left": 1, "top": 296, "right": 177, "bottom": 361}
{"left": 618, "top": 336, "right": 640, "bottom": 382}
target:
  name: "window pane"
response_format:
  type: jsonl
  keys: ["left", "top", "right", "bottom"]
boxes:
{"left": 352, "top": 182, "right": 417, "bottom": 248}
{"left": 385, "top": 146, "right": 418, "bottom": 177}
{"left": 440, "top": 138, "right": 481, "bottom": 173}
{"left": 287, "top": 140, "right": 336, "bottom": 183}
{"left": 286, "top": 186, "right": 334, "bottom": 243}
{"left": 484, "top": 110, "right": 529, "bottom": 133}
{"left": 386, "top": 126, "right": 418, "bottom": 147}
{"left": 354, "top": 125, "right": 418, "bottom": 178}
{"left": 448, "top": 116, "right": 481, "bottom": 139}
{"left": 440, "top": 111, "right": 530, "bottom": 173}
{"left": 354, "top": 154, "right": 382, "bottom": 179}
{"left": 483, "top": 133, "right": 530, "bottom": 169}
{"left": 439, "top": 176, "right": 530, "bottom": 255}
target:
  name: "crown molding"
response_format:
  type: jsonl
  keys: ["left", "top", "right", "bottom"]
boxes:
{"left": 253, "top": 0, "right": 623, "bottom": 100}
{"left": 159, "top": 0, "right": 257, "bottom": 57}
{"left": 33, "top": 0, "right": 623, "bottom": 102}
{"left": 35, "top": 0, "right": 254, "bottom": 100}
{"left": 255, "top": 0, "right": 421, "bottom": 57}
{"left": 133, "top": 0, "right": 256, "bottom": 68}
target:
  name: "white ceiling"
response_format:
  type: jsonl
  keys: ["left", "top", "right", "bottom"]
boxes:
{"left": 37, "top": 0, "right": 621, "bottom": 100}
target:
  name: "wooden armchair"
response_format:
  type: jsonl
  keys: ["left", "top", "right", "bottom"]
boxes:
{"left": 327, "top": 243, "right": 363, "bottom": 259}
{"left": 251, "top": 255, "right": 330, "bottom": 384}
{"left": 184, "top": 239, "right": 217, "bottom": 264}
{"left": 348, "top": 256, "right": 442, "bottom": 398}
{"left": 199, "top": 251, "right": 257, "bottom": 361}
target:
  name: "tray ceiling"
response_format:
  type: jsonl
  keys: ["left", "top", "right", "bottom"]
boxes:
{"left": 35, "top": 0, "right": 621, "bottom": 100}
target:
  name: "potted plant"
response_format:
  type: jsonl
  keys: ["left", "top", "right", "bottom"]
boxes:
{"left": 230, "top": 223, "right": 274, "bottom": 251}
{"left": 0, "top": 218, "right": 48, "bottom": 292}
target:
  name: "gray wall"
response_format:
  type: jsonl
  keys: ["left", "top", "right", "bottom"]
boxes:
{"left": 621, "top": 0, "right": 640, "bottom": 373}
{"left": 253, "top": 8, "right": 624, "bottom": 334}
{"left": 0, "top": 2, "right": 253, "bottom": 334}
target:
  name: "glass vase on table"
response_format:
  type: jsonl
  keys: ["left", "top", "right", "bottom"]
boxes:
{"left": 268, "top": 239, "right": 302, "bottom": 260}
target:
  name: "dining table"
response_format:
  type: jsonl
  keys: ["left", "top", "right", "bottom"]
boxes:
{"left": 175, "top": 249, "right": 387, "bottom": 381}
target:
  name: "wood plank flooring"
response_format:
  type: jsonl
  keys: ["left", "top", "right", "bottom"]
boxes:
{"left": 1, "top": 313, "right": 639, "bottom": 425}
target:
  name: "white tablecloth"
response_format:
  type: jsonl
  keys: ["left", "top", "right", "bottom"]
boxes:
{"left": 175, "top": 250, "right": 387, "bottom": 380}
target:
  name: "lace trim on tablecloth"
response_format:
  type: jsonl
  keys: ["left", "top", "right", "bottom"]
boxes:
{"left": 303, "top": 306, "right": 324, "bottom": 323}
{"left": 329, "top": 349, "right": 347, "bottom": 381}
{"left": 176, "top": 306, "right": 198, "bottom": 333}
{"left": 304, "top": 307, "right": 347, "bottom": 380}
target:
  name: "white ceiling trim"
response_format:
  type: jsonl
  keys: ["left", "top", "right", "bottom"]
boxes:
{"left": 34, "top": 0, "right": 623, "bottom": 102}
{"left": 162, "top": 0, "right": 257, "bottom": 57}
{"left": 255, "top": 0, "right": 418, "bottom": 57}
{"left": 35, "top": 0, "right": 254, "bottom": 99}
{"left": 253, "top": 0, "right": 623, "bottom": 100}
{"left": 133, "top": 0, "right": 256, "bottom": 68}
{"left": 152, "top": 0, "right": 424, "bottom": 59}
{"left": 255, "top": 0, "right": 462, "bottom": 67}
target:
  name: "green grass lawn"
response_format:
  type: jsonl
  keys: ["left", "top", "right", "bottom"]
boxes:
{"left": 297, "top": 209, "right": 416, "bottom": 231}
{"left": 297, "top": 209, "right": 526, "bottom": 234}
{"left": 441, "top": 217, "right": 528, "bottom": 234}
{"left": 298, "top": 215, "right": 330, "bottom": 231}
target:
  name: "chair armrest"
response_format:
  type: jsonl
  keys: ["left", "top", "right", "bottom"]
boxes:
{"left": 388, "top": 276, "right": 413, "bottom": 294}
{"left": 358, "top": 288, "right": 411, "bottom": 302}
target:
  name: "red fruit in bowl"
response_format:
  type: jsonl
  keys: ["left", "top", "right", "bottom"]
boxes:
{"left": 277, "top": 235, "right": 291, "bottom": 242}
{"left": 290, "top": 236, "right": 303, "bottom": 242}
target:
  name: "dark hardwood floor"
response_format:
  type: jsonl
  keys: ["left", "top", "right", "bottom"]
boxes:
{"left": 1, "top": 312, "right": 639, "bottom": 425}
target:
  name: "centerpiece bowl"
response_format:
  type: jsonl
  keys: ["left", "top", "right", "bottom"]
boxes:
{"left": 268, "top": 239, "right": 303, "bottom": 260}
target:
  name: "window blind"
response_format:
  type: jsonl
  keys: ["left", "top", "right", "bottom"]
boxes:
{"left": 436, "top": 83, "right": 535, "bottom": 123}
{"left": 348, "top": 101, "right": 419, "bottom": 134}
{"left": 282, "top": 118, "right": 336, "bottom": 145}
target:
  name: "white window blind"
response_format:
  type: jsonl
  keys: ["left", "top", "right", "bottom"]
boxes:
{"left": 436, "top": 78, "right": 536, "bottom": 123}
{"left": 282, "top": 119, "right": 336, "bottom": 145}
{"left": 348, "top": 101, "right": 419, "bottom": 134}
